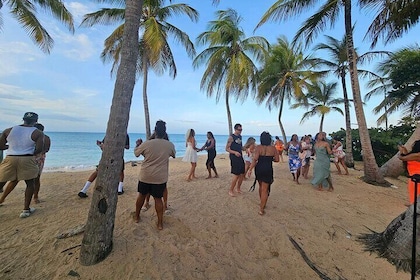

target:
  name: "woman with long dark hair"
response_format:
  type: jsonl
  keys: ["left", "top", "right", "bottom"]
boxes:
{"left": 200, "top": 131, "right": 218, "bottom": 179}
{"left": 247, "top": 131, "right": 279, "bottom": 215}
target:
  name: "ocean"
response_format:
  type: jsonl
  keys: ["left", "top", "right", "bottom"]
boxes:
{"left": 19, "top": 132, "right": 259, "bottom": 172}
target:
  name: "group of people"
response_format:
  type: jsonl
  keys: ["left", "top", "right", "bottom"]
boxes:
{"left": 0, "top": 112, "right": 50, "bottom": 218}
{"left": 282, "top": 133, "right": 349, "bottom": 190}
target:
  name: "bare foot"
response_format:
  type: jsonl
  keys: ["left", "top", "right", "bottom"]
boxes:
{"left": 186, "top": 178, "right": 192, "bottom": 182}
{"left": 317, "top": 187, "right": 323, "bottom": 191}
{"left": 328, "top": 187, "right": 334, "bottom": 192}
{"left": 206, "top": 176, "right": 211, "bottom": 179}
{"left": 134, "top": 214, "right": 140, "bottom": 223}
{"left": 34, "top": 198, "right": 40, "bottom": 204}
{"left": 228, "top": 191, "right": 236, "bottom": 197}
{"left": 236, "top": 189, "right": 243, "bottom": 194}
{"left": 157, "top": 223, "right": 163, "bottom": 230}
{"left": 258, "top": 210, "right": 265, "bottom": 215}
{"left": 214, "top": 175, "right": 219, "bottom": 178}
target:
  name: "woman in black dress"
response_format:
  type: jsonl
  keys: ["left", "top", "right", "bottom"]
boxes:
{"left": 200, "top": 131, "right": 218, "bottom": 179}
{"left": 247, "top": 131, "right": 279, "bottom": 215}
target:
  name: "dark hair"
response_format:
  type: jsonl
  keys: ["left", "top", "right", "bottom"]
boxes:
{"left": 260, "top": 131, "right": 272, "bottom": 146}
{"left": 155, "top": 120, "right": 167, "bottom": 139}
{"left": 34, "top": 123, "right": 44, "bottom": 131}
{"left": 410, "top": 141, "right": 420, "bottom": 154}
{"left": 234, "top": 123, "right": 242, "bottom": 130}
{"left": 290, "top": 134, "right": 297, "bottom": 141}
{"left": 275, "top": 136, "right": 280, "bottom": 140}
{"left": 207, "top": 131, "right": 214, "bottom": 139}
{"left": 333, "top": 136, "right": 341, "bottom": 141}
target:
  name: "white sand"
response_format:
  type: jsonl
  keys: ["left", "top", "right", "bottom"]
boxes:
{"left": 0, "top": 155, "right": 410, "bottom": 279}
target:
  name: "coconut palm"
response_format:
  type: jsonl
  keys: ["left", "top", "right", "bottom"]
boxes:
{"left": 313, "top": 34, "right": 389, "bottom": 167}
{"left": 256, "top": 36, "right": 317, "bottom": 143}
{"left": 0, "top": 0, "right": 74, "bottom": 53}
{"left": 193, "top": 9, "right": 269, "bottom": 135}
{"left": 81, "top": 0, "right": 198, "bottom": 138}
{"left": 256, "top": 0, "right": 388, "bottom": 185}
{"left": 291, "top": 81, "right": 343, "bottom": 132}
{"left": 80, "top": 0, "right": 144, "bottom": 266}
{"left": 360, "top": 0, "right": 420, "bottom": 48}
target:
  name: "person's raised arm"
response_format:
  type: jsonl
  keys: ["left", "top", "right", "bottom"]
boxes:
{"left": 0, "top": 128, "right": 11, "bottom": 150}
{"left": 134, "top": 139, "right": 143, "bottom": 157}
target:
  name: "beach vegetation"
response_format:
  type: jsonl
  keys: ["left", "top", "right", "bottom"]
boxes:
{"left": 291, "top": 80, "right": 343, "bottom": 132}
{"left": 312, "top": 33, "right": 390, "bottom": 168}
{"left": 193, "top": 9, "right": 269, "bottom": 135}
{"left": 0, "top": 0, "right": 74, "bottom": 53}
{"left": 80, "top": 0, "right": 198, "bottom": 139}
{"left": 256, "top": 0, "right": 390, "bottom": 186}
{"left": 255, "top": 36, "right": 317, "bottom": 144}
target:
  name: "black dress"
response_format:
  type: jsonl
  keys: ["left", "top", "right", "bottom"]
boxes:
{"left": 204, "top": 139, "right": 216, "bottom": 168}
{"left": 255, "top": 155, "right": 274, "bottom": 184}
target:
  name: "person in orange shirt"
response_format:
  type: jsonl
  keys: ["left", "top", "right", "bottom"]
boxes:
{"left": 398, "top": 140, "right": 420, "bottom": 206}
{"left": 274, "top": 136, "right": 284, "bottom": 162}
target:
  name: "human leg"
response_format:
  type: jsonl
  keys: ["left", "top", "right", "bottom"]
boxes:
{"left": 206, "top": 163, "right": 212, "bottom": 179}
{"left": 327, "top": 176, "right": 334, "bottom": 192}
{"left": 154, "top": 196, "right": 164, "bottom": 230}
{"left": 142, "top": 193, "right": 151, "bottom": 211}
{"left": 339, "top": 158, "right": 349, "bottom": 175}
{"left": 135, "top": 193, "right": 146, "bottom": 223}
{"left": 236, "top": 173, "right": 244, "bottom": 193}
{"left": 192, "top": 162, "right": 197, "bottom": 179}
{"left": 78, "top": 170, "right": 97, "bottom": 197}
{"left": 259, "top": 182, "right": 269, "bottom": 215}
{"left": 118, "top": 171, "right": 124, "bottom": 195}
{"left": 163, "top": 187, "right": 168, "bottom": 211}
{"left": 229, "top": 175, "right": 239, "bottom": 196}
{"left": 0, "top": 181, "right": 18, "bottom": 204}
{"left": 23, "top": 179, "right": 35, "bottom": 210}
{"left": 33, "top": 175, "right": 41, "bottom": 203}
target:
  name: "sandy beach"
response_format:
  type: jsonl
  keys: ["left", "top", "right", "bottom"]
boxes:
{"left": 0, "top": 155, "right": 411, "bottom": 279}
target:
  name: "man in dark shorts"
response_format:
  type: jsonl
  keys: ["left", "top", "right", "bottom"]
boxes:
{"left": 134, "top": 120, "right": 176, "bottom": 230}
{"left": 0, "top": 112, "right": 44, "bottom": 218}
{"left": 226, "top": 123, "right": 245, "bottom": 197}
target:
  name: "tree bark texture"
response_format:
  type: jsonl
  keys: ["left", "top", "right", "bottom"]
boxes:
{"left": 344, "top": 0, "right": 387, "bottom": 185}
{"left": 142, "top": 55, "right": 151, "bottom": 139}
{"left": 79, "top": 0, "right": 144, "bottom": 266}
{"left": 226, "top": 91, "right": 233, "bottom": 135}
{"left": 380, "top": 123, "right": 420, "bottom": 178}
{"left": 340, "top": 73, "right": 354, "bottom": 168}
{"left": 358, "top": 202, "right": 420, "bottom": 275}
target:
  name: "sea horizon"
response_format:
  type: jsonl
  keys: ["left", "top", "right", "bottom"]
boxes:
{"left": 12, "top": 131, "right": 270, "bottom": 172}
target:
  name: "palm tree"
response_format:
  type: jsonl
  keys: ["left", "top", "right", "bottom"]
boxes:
{"left": 291, "top": 81, "right": 343, "bottom": 132}
{"left": 360, "top": 0, "right": 420, "bottom": 48}
{"left": 81, "top": 0, "right": 198, "bottom": 139}
{"left": 256, "top": 36, "right": 316, "bottom": 143}
{"left": 313, "top": 34, "right": 389, "bottom": 168}
{"left": 193, "top": 9, "right": 269, "bottom": 135}
{"left": 0, "top": 0, "right": 74, "bottom": 53}
{"left": 256, "top": 0, "right": 388, "bottom": 185}
{"left": 80, "top": 0, "right": 144, "bottom": 266}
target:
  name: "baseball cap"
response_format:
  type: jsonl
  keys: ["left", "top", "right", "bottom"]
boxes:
{"left": 23, "top": 112, "right": 38, "bottom": 121}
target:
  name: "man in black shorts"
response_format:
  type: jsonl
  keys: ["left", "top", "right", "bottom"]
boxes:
{"left": 226, "top": 123, "right": 245, "bottom": 197}
{"left": 134, "top": 120, "right": 176, "bottom": 230}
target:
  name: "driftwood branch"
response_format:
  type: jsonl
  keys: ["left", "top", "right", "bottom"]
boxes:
{"left": 56, "top": 224, "right": 86, "bottom": 239}
{"left": 288, "top": 235, "right": 332, "bottom": 280}
{"left": 61, "top": 244, "right": 81, "bottom": 253}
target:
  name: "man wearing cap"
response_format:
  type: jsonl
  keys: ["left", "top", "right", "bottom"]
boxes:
{"left": 0, "top": 112, "right": 44, "bottom": 218}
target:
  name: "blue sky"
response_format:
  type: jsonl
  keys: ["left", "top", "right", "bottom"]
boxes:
{"left": 0, "top": 0, "right": 418, "bottom": 137}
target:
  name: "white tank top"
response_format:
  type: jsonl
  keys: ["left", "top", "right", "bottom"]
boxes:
{"left": 6, "top": 126, "right": 37, "bottom": 155}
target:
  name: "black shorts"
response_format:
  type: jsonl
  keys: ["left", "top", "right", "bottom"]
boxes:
{"left": 137, "top": 181, "right": 166, "bottom": 198}
{"left": 230, "top": 154, "right": 245, "bottom": 175}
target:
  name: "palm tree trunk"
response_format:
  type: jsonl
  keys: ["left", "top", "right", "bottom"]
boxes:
{"left": 380, "top": 122, "right": 420, "bottom": 178}
{"left": 340, "top": 73, "right": 355, "bottom": 168}
{"left": 278, "top": 94, "right": 287, "bottom": 143}
{"left": 79, "top": 0, "right": 144, "bottom": 266}
{"left": 225, "top": 91, "right": 233, "bottom": 135}
{"left": 142, "top": 56, "right": 151, "bottom": 139}
{"left": 319, "top": 114, "right": 324, "bottom": 132}
{"left": 344, "top": 0, "right": 387, "bottom": 185}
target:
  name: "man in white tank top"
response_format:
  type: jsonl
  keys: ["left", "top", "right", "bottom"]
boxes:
{"left": 0, "top": 112, "right": 44, "bottom": 218}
